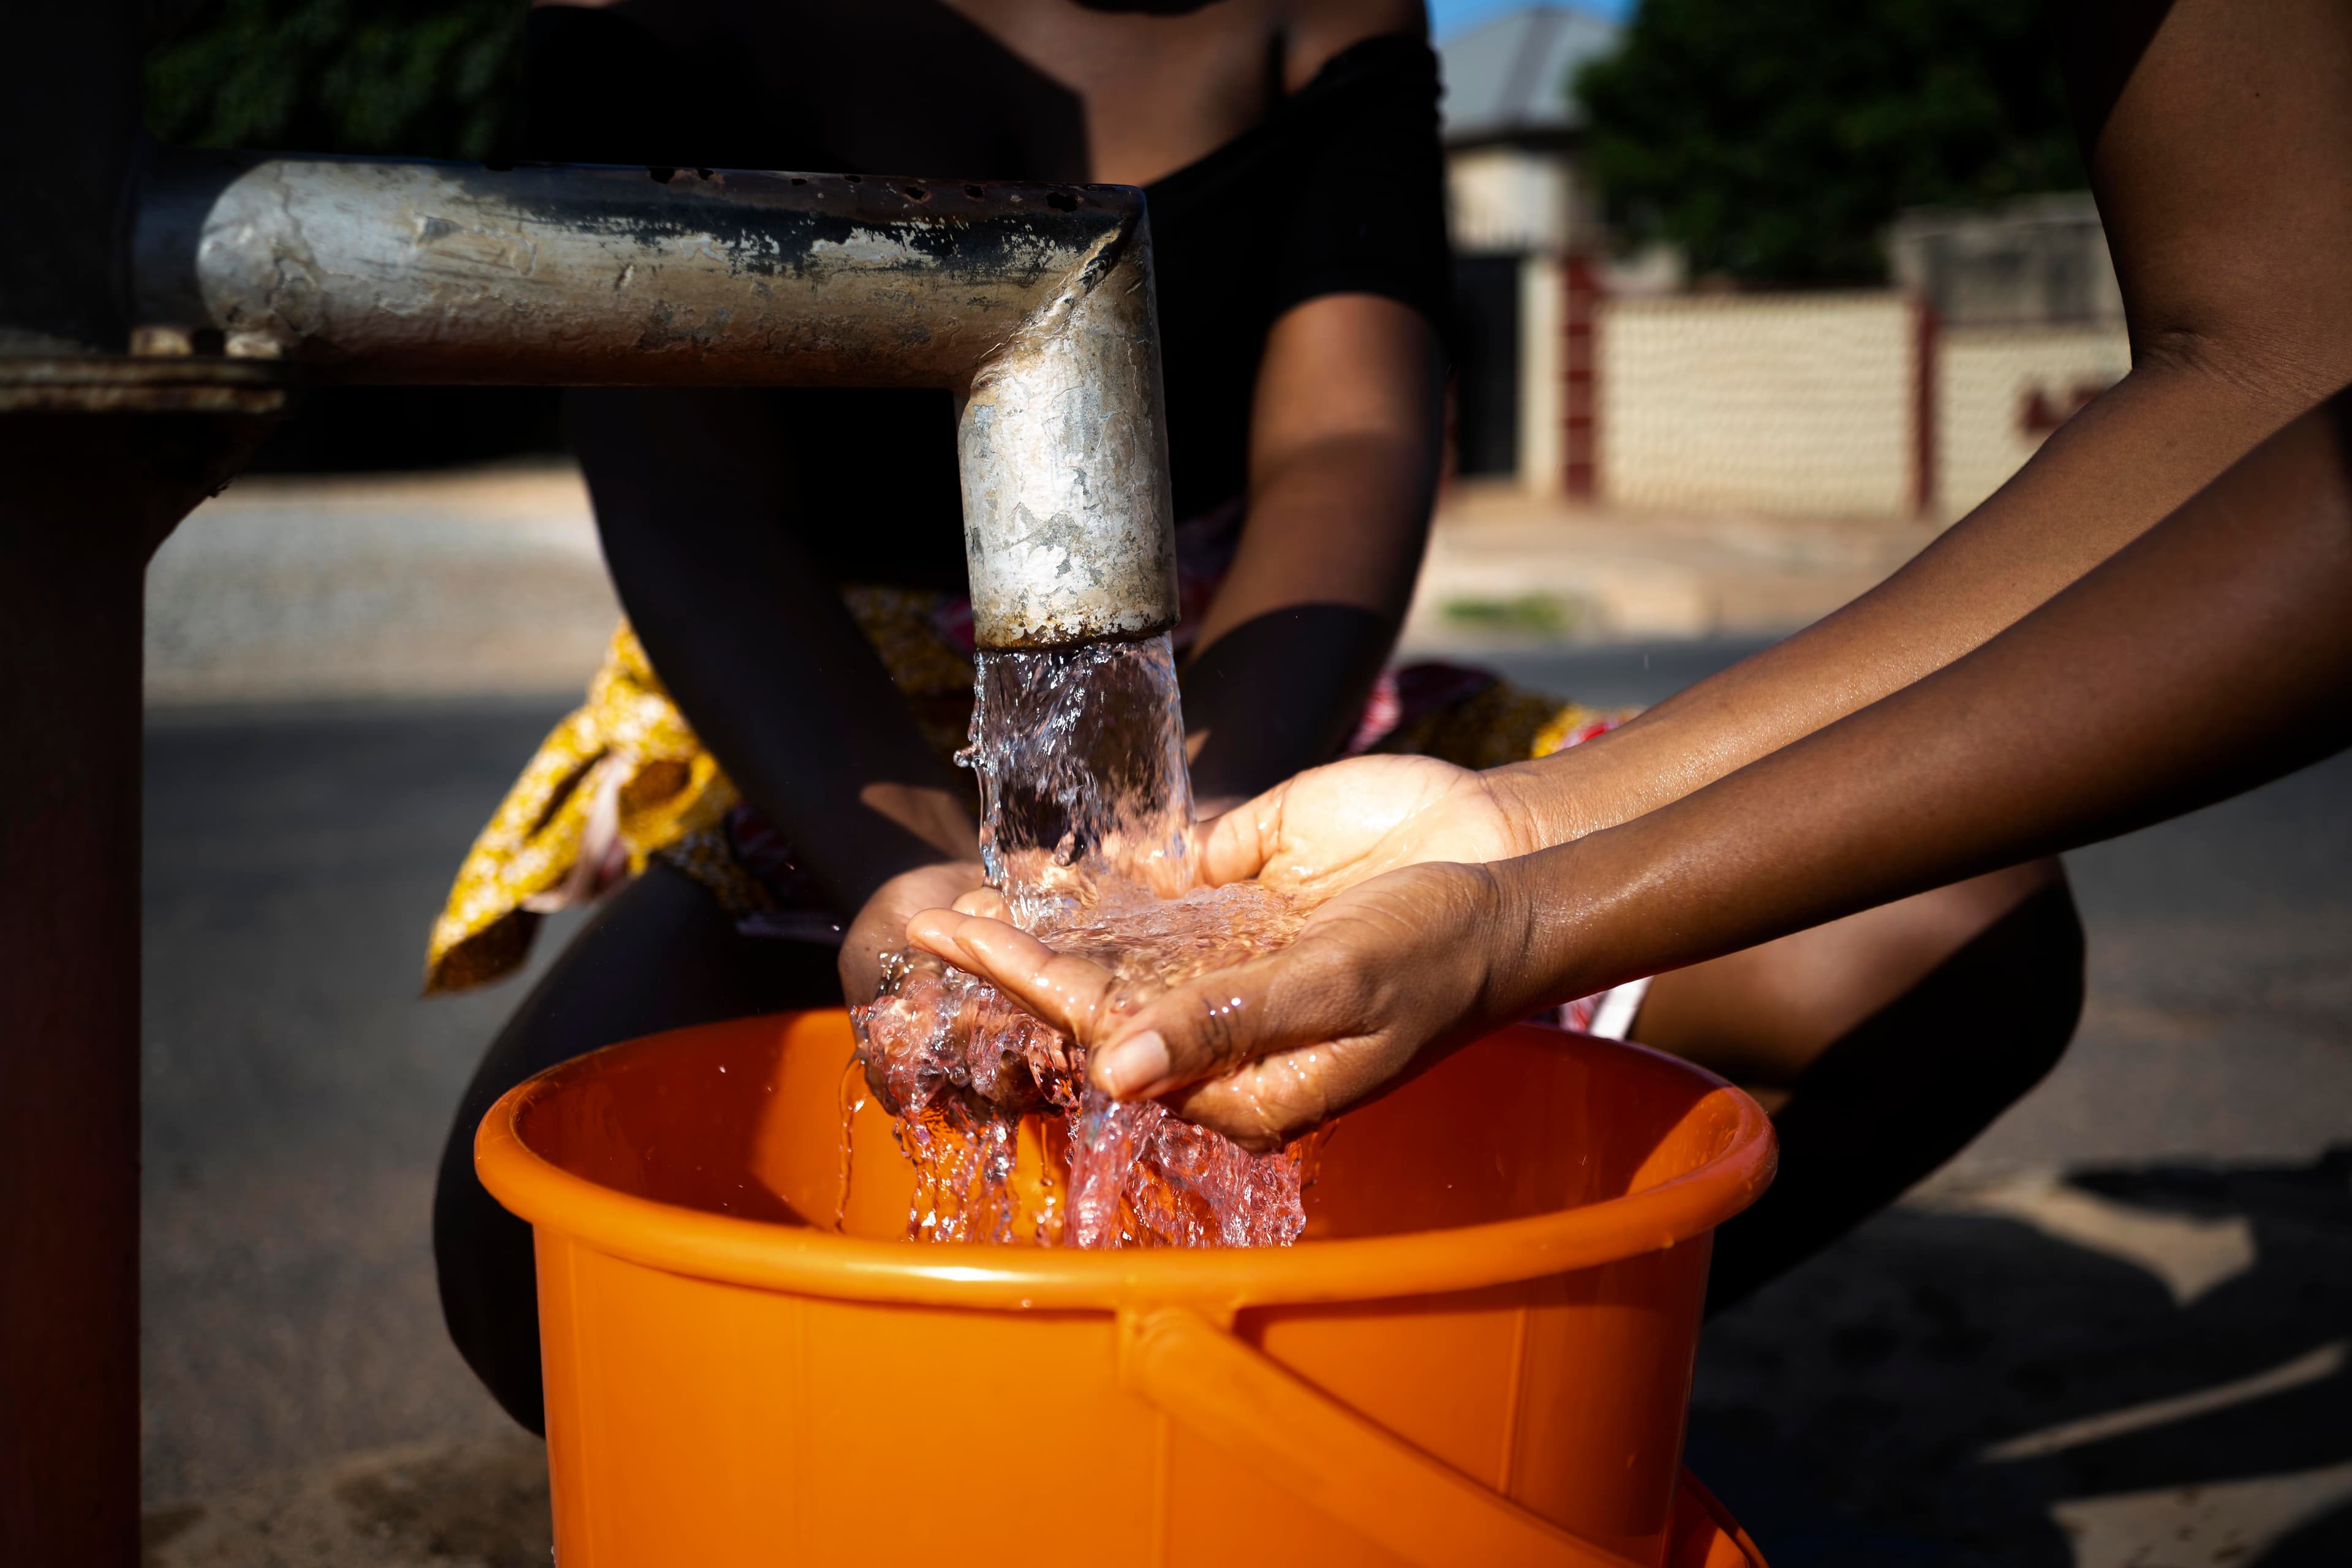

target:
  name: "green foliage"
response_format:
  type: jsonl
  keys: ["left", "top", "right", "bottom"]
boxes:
{"left": 1575, "top": 0, "right": 2086, "bottom": 284}
{"left": 1442, "top": 594, "right": 1581, "bottom": 639}
{"left": 146, "top": 0, "right": 524, "bottom": 161}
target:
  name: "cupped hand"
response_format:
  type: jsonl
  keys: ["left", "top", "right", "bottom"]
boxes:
{"left": 907, "top": 859, "right": 1522, "bottom": 1150}
{"left": 837, "top": 859, "right": 989, "bottom": 1009}
{"left": 1195, "top": 753, "right": 1538, "bottom": 905}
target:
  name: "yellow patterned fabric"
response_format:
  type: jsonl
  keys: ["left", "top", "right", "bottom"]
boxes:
{"left": 837, "top": 586, "right": 978, "bottom": 763}
{"left": 423, "top": 625, "right": 735, "bottom": 994}
{"left": 428, "top": 595, "right": 1633, "bottom": 993}
{"left": 1374, "top": 683, "right": 1624, "bottom": 769}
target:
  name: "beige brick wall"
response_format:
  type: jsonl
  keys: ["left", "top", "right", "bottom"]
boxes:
{"left": 1937, "top": 325, "right": 2132, "bottom": 517}
{"left": 1599, "top": 292, "right": 1920, "bottom": 517}
{"left": 1517, "top": 254, "right": 1564, "bottom": 496}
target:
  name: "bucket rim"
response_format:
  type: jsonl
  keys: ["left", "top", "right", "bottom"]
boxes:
{"left": 477, "top": 1011, "right": 1777, "bottom": 1311}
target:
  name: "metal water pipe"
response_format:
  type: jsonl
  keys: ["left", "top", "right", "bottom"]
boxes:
{"left": 134, "top": 153, "right": 1180, "bottom": 647}
{"left": 2, "top": 17, "right": 1178, "bottom": 1557}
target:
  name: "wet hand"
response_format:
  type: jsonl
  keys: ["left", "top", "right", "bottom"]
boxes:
{"left": 838, "top": 860, "right": 988, "bottom": 1009}
{"left": 1196, "top": 754, "right": 1537, "bottom": 907}
{"left": 851, "top": 871, "right": 1078, "bottom": 1114}
{"left": 907, "top": 860, "right": 1518, "bottom": 1151}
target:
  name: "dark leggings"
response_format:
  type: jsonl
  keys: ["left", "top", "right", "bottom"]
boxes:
{"left": 432, "top": 872, "right": 2082, "bottom": 1431}
{"left": 1702, "top": 880, "right": 2084, "bottom": 1314}
{"left": 431, "top": 863, "right": 842, "bottom": 1434}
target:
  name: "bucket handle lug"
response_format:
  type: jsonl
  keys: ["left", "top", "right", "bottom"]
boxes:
{"left": 1117, "top": 1305, "right": 1654, "bottom": 1568}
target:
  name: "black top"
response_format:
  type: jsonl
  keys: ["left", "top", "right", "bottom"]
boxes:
{"left": 524, "top": 1, "right": 1451, "bottom": 594}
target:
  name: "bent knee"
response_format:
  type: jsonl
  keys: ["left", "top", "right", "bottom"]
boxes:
{"left": 1637, "top": 858, "right": 2076, "bottom": 1085}
{"left": 1967, "top": 873, "right": 2086, "bottom": 1093}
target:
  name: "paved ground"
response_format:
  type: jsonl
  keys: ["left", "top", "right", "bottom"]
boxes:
{"left": 1403, "top": 483, "right": 1936, "bottom": 650}
{"left": 137, "top": 478, "right": 2348, "bottom": 1566}
{"left": 139, "top": 703, "right": 582, "bottom": 1546}
{"left": 146, "top": 465, "right": 1932, "bottom": 706}
{"left": 146, "top": 467, "right": 617, "bottom": 706}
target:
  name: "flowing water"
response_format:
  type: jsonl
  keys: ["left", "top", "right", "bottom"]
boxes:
{"left": 851, "top": 634, "right": 1320, "bottom": 1248}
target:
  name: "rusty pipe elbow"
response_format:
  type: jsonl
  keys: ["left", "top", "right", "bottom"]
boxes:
{"left": 956, "top": 213, "right": 1178, "bottom": 649}
{"left": 132, "top": 153, "right": 1178, "bottom": 649}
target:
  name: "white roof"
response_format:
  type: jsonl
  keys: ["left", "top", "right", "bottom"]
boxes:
{"left": 1438, "top": 6, "right": 1623, "bottom": 146}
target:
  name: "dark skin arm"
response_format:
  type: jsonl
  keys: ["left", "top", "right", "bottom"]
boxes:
{"left": 1180, "top": 292, "right": 1443, "bottom": 808}
{"left": 1176, "top": 2, "right": 1442, "bottom": 806}
{"left": 914, "top": 389, "right": 2352, "bottom": 1147}
{"left": 1499, "top": 398, "right": 2352, "bottom": 1006}
{"left": 1496, "top": 0, "right": 2352, "bottom": 848}
{"left": 529, "top": 0, "right": 998, "bottom": 991}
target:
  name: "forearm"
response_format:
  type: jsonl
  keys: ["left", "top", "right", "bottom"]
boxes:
{"left": 606, "top": 544, "right": 974, "bottom": 908}
{"left": 1495, "top": 0, "right": 2352, "bottom": 850}
{"left": 1498, "top": 355, "right": 2326, "bottom": 843}
{"left": 1494, "top": 394, "right": 2352, "bottom": 1012}
{"left": 1182, "top": 434, "right": 1432, "bottom": 800}
{"left": 1183, "top": 292, "right": 1441, "bottom": 803}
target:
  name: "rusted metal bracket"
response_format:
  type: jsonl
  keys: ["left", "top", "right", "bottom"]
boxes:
{"left": 132, "top": 153, "right": 1179, "bottom": 649}
{"left": 0, "top": 354, "right": 292, "bottom": 418}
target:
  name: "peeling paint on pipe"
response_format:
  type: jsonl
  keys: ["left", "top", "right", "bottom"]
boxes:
{"left": 133, "top": 153, "right": 1177, "bottom": 647}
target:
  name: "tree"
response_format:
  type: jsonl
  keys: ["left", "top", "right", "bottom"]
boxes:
{"left": 1575, "top": 0, "right": 2086, "bottom": 285}
{"left": 146, "top": 0, "right": 523, "bottom": 161}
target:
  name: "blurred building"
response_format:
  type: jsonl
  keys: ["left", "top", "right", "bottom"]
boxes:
{"left": 1599, "top": 291, "right": 1931, "bottom": 516}
{"left": 1439, "top": 13, "right": 2130, "bottom": 519}
{"left": 1888, "top": 192, "right": 2123, "bottom": 330}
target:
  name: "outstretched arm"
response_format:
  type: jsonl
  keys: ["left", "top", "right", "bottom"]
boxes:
{"left": 1494, "top": 0, "right": 2352, "bottom": 848}
{"left": 1488, "top": 394, "right": 2352, "bottom": 1014}
{"left": 914, "top": 390, "right": 2352, "bottom": 1147}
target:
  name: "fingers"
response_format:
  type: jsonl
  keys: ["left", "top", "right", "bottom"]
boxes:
{"left": 950, "top": 886, "right": 1012, "bottom": 921}
{"left": 1193, "top": 779, "right": 1289, "bottom": 888}
{"left": 1169, "top": 1034, "right": 1402, "bottom": 1152}
{"left": 907, "top": 861, "right": 1512, "bottom": 1160}
{"left": 903, "top": 900, "right": 1384, "bottom": 1110}
{"left": 840, "top": 861, "right": 989, "bottom": 1006}
{"left": 1095, "top": 859, "right": 1513, "bottom": 1105}
{"left": 1192, "top": 756, "right": 1477, "bottom": 896}
{"left": 1085, "top": 930, "right": 1373, "bottom": 1102}
{"left": 905, "top": 908, "right": 1127, "bottom": 1043}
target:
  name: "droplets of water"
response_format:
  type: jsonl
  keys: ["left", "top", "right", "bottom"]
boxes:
{"left": 853, "top": 633, "right": 1319, "bottom": 1248}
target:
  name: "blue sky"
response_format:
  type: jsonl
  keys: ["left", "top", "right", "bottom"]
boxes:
{"left": 1428, "top": 0, "right": 1630, "bottom": 40}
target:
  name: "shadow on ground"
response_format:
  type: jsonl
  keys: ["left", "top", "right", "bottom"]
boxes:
{"left": 141, "top": 1433, "right": 551, "bottom": 1568}
{"left": 1693, "top": 1150, "right": 2352, "bottom": 1567}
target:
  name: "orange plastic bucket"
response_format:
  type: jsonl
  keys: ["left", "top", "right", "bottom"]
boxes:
{"left": 478, "top": 1009, "right": 1776, "bottom": 1567}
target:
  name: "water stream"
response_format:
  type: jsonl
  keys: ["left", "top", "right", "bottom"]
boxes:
{"left": 851, "top": 634, "right": 1319, "bottom": 1248}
